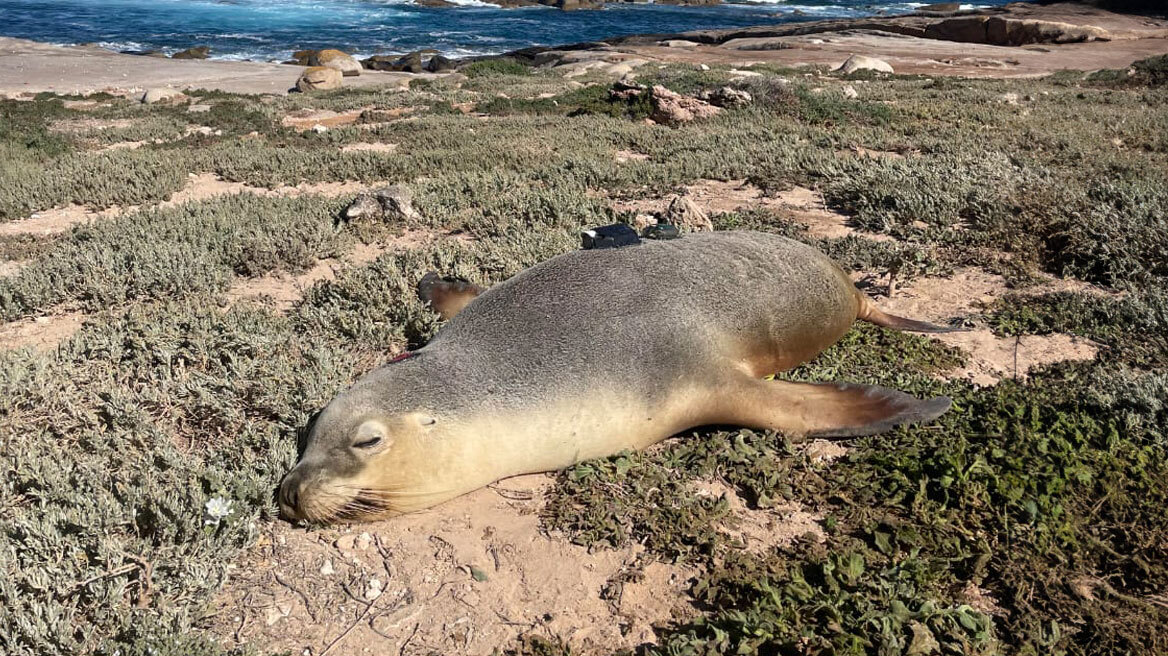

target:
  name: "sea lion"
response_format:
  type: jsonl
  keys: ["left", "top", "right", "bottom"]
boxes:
{"left": 278, "top": 231, "right": 953, "bottom": 522}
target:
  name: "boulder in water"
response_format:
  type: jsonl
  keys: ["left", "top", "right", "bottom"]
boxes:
{"left": 172, "top": 46, "right": 210, "bottom": 60}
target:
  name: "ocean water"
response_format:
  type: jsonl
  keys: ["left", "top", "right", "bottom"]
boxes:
{"left": 1, "top": 0, "right": 1015, "bottom": 60}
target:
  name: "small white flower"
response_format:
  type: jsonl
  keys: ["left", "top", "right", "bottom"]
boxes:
{"left": 204, "top": 496, "right": 234, "bottom": 526}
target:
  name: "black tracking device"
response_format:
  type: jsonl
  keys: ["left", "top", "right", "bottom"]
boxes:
{"left": 581, "top": 224, "right": 641, "bottom": 249}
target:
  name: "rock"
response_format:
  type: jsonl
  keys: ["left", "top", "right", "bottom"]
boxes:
{"left": 610, "top": 80, "right": 647, "bottom": 101}
{"left": 649, "top": 85, "right": 722, "bottom": 125}
{"left": 841, "top": 84, "right": 859, "bottom": 99}
{"left": 999, "top": 92, "right": 1020, "bottom": 105}
{"left": 172, "top": 46, "right": 210, "bottom": 60}
{"left": 122, "top": 49, "right": 169, "bottom": 58}
{"left": 919, "top": 2, "right": 960, "bottom": 11}
{"left": 426, "top": 54, "right": 458, "bottom": 73}
{"left": 632, "top": 214, "right": 657, "bottom": 232}
{"left": 664, "top": 196, "right": 713, "bottom": 232}
{"left": 538, "top": 0, "right": 603, "bottom": 9}
{"left": 697, "top": 86, "right": 752, "bottom": 108}
{"left": 311, "top": 124, "right": 328, "bottom": 134}
{"left": 289, "top": 49, "right": 319, "bottom": 65}
{"left": 367, "top": 51, "right": 426, "bottom": 73}
{"left": 296, "top": 66, "right": 343, "bottom": 92}
{"left": 187, "top": 104, "right": 212, "bottom": 113}
{"left": 343, "top": 186, "right": 420, "bottom": 223}
{"left": 925, "top": 16, "right": 1110, "bottom": 46}
{"left": 699, "top": 64, "right": 710, "bottom": 71}
{"left": 309, "top": 49, "right": 361, "bottom": 77}
{"left": 835, "top": 55, "right": 894, "bottom": 75}
{"left": 141, "top": 87, "right": 189, "bottom": 104}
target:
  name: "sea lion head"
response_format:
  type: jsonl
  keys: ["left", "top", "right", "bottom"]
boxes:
{"left": 278, "top": 357, "right": 444, "bottom": 522}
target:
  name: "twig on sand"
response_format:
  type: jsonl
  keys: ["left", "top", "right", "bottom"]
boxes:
{"left": 274, "top": 571, "right": 318, "bottom": 621}
{"left": 320, "top": 598, "right": 379, "bottom": 656}
{"left": 398, "top": 622, "right": 421, "bottom": 656}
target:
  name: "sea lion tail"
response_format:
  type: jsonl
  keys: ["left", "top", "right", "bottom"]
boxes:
{"left": 855, "top": 292, "right": 959, "bottom": 334}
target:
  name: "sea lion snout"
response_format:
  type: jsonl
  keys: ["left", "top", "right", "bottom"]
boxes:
{"left": 276, "top": 465, "right": 313, "bottom": 521}
{"left": 277, "top": 460, "right": 362, "bottom": 522}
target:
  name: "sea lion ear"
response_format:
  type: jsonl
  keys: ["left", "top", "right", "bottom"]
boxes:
{"left": 417, "top": 272, "right": 485, "bottom": 321}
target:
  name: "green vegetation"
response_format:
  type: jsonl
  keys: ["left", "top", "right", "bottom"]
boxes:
{"left": 2, "top": 59, "right": 1168, "bottom": 656}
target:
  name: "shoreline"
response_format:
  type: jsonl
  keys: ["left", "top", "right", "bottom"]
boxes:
{"left": 2, "top": 1, "right": 1166, "bottom": 97}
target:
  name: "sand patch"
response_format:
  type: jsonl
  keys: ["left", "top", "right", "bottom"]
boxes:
{"left": 227, "top": 229, "right": 474, "bottom": 311}
{"left": 281, "top": 108, "right": 369, "bottom": 131}
{"left": 99, "top": 140, "right": 147, "bottom": 152}
{"left": 341, "top": 142, "right": 398, "bottom": 154}
{"left": 857, "top": 267, "right": 1104, "bottom": 386}
{"left": 0, "top": 310, "right": 86, "bottom": 351}
{"left": 614, "top": 149, "right": 650, "bottom": 163}
{"left": 48, "top": 117, "right": 137, "bottom": 133}
{"left": 208, "top": 474, "right": 696, "bottom": 655}
{"left": 938, "top": 330, "right": 1099, "bottom": 387}
{"left": 60, "top": 99, "right": 111, "bottom": 111}
{"left": 0, "top": 205, "right": 121, "bottom": 237}
{"left": 282, "top": 107, "right": 419, "bottom": 132}
{"left": 0, "top": 260, "right": 27, "bottom": 277}
{"left": 161, "top": 172, "right": 367, "bottom": 208}
{"left": 611, "top": 179, "right": 879, "bottom": 241}
{"left": 693, "top": 479, "right": 825, "bottom": 555}
{"left": 6, "top": 173, "right": 368, "bottom": 237}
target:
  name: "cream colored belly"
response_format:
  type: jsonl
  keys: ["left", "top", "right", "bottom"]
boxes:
{"left": 391, "top": 390, "right": 705, "bottom": 513}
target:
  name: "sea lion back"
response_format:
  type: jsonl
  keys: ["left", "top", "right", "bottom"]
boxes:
{"left": 427, "top": 231, "right": 859, "bottom": 389}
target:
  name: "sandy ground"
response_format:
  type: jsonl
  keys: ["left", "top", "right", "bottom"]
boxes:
{"left": 0, "top": 38, "right": 422, "bottom": 96}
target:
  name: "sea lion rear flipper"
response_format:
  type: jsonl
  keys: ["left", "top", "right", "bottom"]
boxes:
{"left": 856, "top": 293, "right": 960, "bottom": 333}
{"left": 715, "top": 378, "right": 952, "bottom": 438}
{"left": 417, "top": 272, "right": 486, "bottom": 320}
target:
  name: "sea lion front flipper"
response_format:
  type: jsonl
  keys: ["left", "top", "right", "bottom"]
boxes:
{"left": 417, "top": 272, "right": 486, "bottom": 321}
{"left": 713, "top": 378, "right": 951, "bottom": 438}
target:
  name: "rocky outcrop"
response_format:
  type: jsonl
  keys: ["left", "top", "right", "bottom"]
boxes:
{"left": 141, "top": 87, "right": 189, "bottom": 104}
{"left": 361, "top": 51, "right": 447, "bottom": 73}
{"left": 296, "top": 66, "right": 343, "bottom": 92}
{"left": 172, "top": 46, "right": 210, "bottom": 60}
{"left": 663, "top": 196, "right": 713, "bottom": 232}
{"left": 427, "top": 54, "right": 457, "bottom": 73}
{"left": 309, "top": 49, "right": 361, "bottom": 77}
{"left": 925, "top": 17, "right": 1111, "bottom": 46}
{"left": 697, "top": 86, "right": 752, "bottom": 108}
{"left": 648, "top": 85, "right": 722, "bottom": 125}
{"left": 835, "top": 55, "right": 894, "bottom": 75}
{"left": 343, "top": 186, "right": 420, "bottom": 223}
